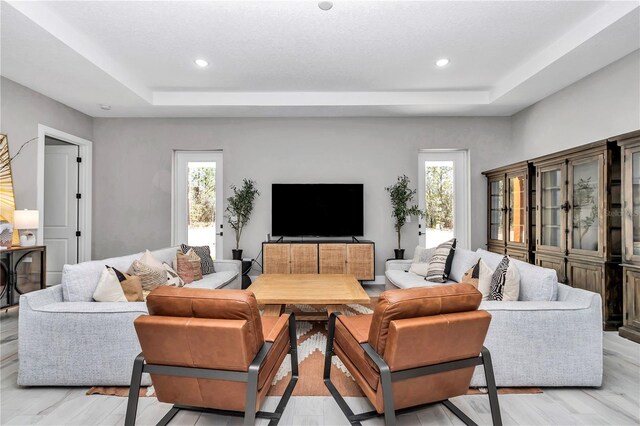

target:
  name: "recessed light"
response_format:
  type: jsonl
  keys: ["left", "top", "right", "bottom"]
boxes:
{"left": 435, "top": 58, "right": 450, "bottom": 67}
{"left": 99, "top": 104, "right": 111, "bottom": 110}
{"left": 194, "top": 59, "right": 209, "bottom": 67}
{"left": 318, "top": 1, "right": 333, "bottom": 11}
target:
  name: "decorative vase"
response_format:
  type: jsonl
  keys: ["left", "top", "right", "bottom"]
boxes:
{"left": 232, "top": 249, "right": 243, "bottom": 260}
{"left": 0, "top": 220, "right": 13, "bottom": 248}
{"left": 394, "top": 249, "right": 405, "bottom": 260}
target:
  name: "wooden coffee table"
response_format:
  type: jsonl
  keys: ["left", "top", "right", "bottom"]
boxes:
{"left": 248, "top": 274, "right": 371, "bottom": 320}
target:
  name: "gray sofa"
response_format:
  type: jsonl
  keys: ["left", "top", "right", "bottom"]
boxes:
{"left": 18, "top": 247, "right": 242, "bottom": 386}
{"left": 385, "top": 247, "right": 603, "bottom": 388}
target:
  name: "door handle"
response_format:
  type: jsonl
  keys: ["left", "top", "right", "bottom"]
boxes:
{"left": 216, "top": 232, "right": 223, "bottom": 236}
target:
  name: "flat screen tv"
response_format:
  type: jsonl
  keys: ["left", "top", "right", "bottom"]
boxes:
{"left": 272, "top": 184, "right": 364, "bottom": 237}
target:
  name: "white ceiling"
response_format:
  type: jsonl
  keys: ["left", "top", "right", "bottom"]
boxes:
{"left": 1, "top": 0, "right": 639, "bottom": 118}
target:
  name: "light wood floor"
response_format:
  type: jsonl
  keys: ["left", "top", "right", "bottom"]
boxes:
{"left": 1, "top": 300, "right": 639, "bottom": 425}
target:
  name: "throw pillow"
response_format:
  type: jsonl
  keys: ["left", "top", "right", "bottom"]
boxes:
{"left": 140, "top": 249, "right": 164, "bottom": 268}
{"left": 93, "top": 267, "right": 127, "bottom": 302}
{"left": 412, "top": 245, "right": 434, "bottom": 264}
{"left": 180, "top": 244, "right": 215, "bottom": 275}
{"left": 110, "top": 266, "right": 144, "bottom": 302}
{"left": 477, "top": 259, "right": 493, "bottom": 300}
{"left": 460, "top": 260, "right": 481, "bottom": 289}
{"left": 489, "top": 256, "right": 520, "bottom": 301}
{"left": 163, "top": 262, "right": 184, "bottom": 287}
{"left": 130, "top": 259, "right": 167, "bottom": 291}
{"left": 409, "top": 262, "right": 430, "bottom": 277}
{"left": 175, "top": 249, "right": 202, "bottom": 283}
{"left": 424, "top": 238, "right": 457, "bottom": 283}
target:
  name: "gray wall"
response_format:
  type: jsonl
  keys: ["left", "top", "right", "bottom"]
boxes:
{"left": 92, "top": 117, "right": 513, "bottom": 273}
{"left": 511, "top": 50, "right": 640, "bottom": 160}
{"left": 0, "top": 77, "right": 93, "bottom": 209}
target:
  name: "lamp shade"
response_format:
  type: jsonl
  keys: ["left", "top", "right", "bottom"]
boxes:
{"left": 14, "top": 209, "right": 39, "bottom": 230}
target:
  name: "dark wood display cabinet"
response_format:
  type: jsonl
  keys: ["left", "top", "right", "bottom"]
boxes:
{"left": 483, "top": 132, "right": 634, "bottom": 330}
{"left": 1, "top": 246, "right": 47, "bottom": 309}
{"left": 616, "top": 130, "right": 640, "bottom": 342}
{"left": 482, "top": 162, "right": 534, "bottom": 263}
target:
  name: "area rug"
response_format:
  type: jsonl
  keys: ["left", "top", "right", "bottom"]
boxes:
{"left": 87, "top": 301, "right": 542, "bottom": 398}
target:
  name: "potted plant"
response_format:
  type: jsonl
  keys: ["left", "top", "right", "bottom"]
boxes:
{"left": 385, "top": 175, "right": 423, "bottom": 259}
{"left": 225, "top": 178, "right": 260, "bottom": 260}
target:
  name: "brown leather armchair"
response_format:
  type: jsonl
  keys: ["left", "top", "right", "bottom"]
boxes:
{"left": 124, "top": 287, "right": 298, "bottom": 426}
{"left": 324, "top": 283, "right": 502, "bottom": 426}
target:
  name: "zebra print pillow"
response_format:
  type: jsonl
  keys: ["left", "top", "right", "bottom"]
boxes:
{"left": 424, "top": 238, "right": 456, "bottom": 283}
{"left": 180, "top": 244, "right": 215, "bottom": 275}
{"left": 488, "top": 256, "right": 520, "bottom": 301}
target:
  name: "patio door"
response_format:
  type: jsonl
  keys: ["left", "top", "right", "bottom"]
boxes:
{"left": 418, "top": 150, "right": 469, "bottom": 249}
{"left": 173, "top": 151, "right": 223, "bottom": 259}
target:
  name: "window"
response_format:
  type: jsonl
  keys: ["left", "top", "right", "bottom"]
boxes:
{"left": 418, "top": 150, "right": 469, "bottom": 249}
{"left": 173, "top": 152, "right": 223, "bottom": 259}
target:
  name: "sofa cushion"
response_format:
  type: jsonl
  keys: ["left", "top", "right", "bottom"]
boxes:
{"left": 449, "top": 248, "right": 480, "bottom": 283}
{"left": 183, "top": 270, "right": 238, "bottom": 290}
{"left": 62, "top": 252, "right": 142, "bottom": 302}
{"left": 386, "top": 270, "right": 443, "bottom": 289}
{"left": 476, "top": 249, "right": 558, "bottom": 301}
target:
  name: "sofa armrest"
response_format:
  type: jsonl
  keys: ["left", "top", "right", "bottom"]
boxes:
{"left": 213, "top": 259, "right": 242, "bottom": 274}
{"left": 19, "top": 284, "right": 64, "bottom": 310}
{"left": 385, "top": 259, "right": 412, "bottom": 272}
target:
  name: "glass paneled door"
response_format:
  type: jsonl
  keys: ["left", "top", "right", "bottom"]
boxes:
{"left": 537, "top": 164, "right": 565, "bottom": 252}
{"left": 568, "top": 155, "right": 603, "bottom": 256}
{"left": 507, "top": 173, "right": 527, "bottom": 247}
{"left": 418, "top": 150, "right": 469, "bottom": 249}
{"left": 489, "top": 176, "right": 505, "bottom": 244}
{"left": 624, "top": 147, "right": 640, "bottom": 262}
{"left": 174, "top": 152, "right": 223, "bottom": 260}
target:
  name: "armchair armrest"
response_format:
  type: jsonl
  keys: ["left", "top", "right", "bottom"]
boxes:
{"left": 265, "top": 314, "right": 290, "bottom": 343}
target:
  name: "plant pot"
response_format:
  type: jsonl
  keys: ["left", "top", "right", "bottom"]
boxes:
{"left": 394, "top": 249, "right": 405, "bottom": 260}
{"left": 232, "top": 249, "right": 243, "bottom": 260}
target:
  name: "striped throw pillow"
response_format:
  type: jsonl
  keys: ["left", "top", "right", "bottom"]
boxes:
{"left": 181, "top": 244, "right": 215, "bottom": 275}
{"left": 424, "top": 238, "right": 457, "bottom": 283}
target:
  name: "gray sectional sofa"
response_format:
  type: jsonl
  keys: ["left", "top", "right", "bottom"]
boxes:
{"left": 385, "top": 247, "right": 603, "bottom": 387}
{"left": 18, "top": 247, "right": 242, "bottom": 386}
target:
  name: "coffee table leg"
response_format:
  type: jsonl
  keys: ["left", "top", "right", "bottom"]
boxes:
{"left": 326, "top": 304, "right": 346, "bottom": 317}
{"left": 263, "top": 304, "right": 284, "bottom": 316}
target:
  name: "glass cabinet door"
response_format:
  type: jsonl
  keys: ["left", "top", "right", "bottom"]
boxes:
{"left": 14, "top": 250, "right": 43, "bottom": 295}
{"left": 569, "top": 157, "right": 601, "bottom": 254}
{"left": 539, "top": 167, "right": 563, "bottom": 249}
{"left": 508, "top": 174, "right": 526, "bottom": 245}
{"left": 489, "top": 178, "right": 504, "bottom": 242}
{"left": 632, "top": 151, "right": 640, "bottom": 257}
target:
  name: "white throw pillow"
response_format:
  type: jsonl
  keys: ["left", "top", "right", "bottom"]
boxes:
{"left": 409, "top": 262, "right": 430, "bottom": 277}
{"left": 93, "top": 267, "right": 127, "bottom": 302}
{"left": 412, "top": 246, "right": 434, "bottom": 264}
{"left": 140, "top": 249, "right": 164, "bottom": 268}
{"left": 478, "top": 256, "right": 520, "bottom": 301}
{"left": 163, "top": 262, "right": 184, "bottom": 287}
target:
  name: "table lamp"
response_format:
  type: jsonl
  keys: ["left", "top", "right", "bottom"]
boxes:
{"left": 14, "top": 209, "right": 39, "bottom": 246}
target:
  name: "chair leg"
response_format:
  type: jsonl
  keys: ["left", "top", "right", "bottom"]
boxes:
{"left": 379, "top": 364, "right": 396, "bottom": 426}
{"left": 124, "top": 352, "right": 145, "bottom": 426}
{"left": 156, "top": 406, "right": 180, "bottom": 426}
{"left": 244, "top": 365, "right": 259, "bottom": 426}
{"left": 481, "top": 347, "right": 503, "bottom": 426}
{"left": 267, "top": 313, "right": 299, "bottom": 426}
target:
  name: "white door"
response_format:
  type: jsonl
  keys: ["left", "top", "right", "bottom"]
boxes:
{"left": 44, "top": 144, "right": 79, "bottom": 285}
{"left": 174, "top": 151, "right": 223, "bottom": 259}
{"left": 418, "top": 150, "right": 470, "bottom": 249}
